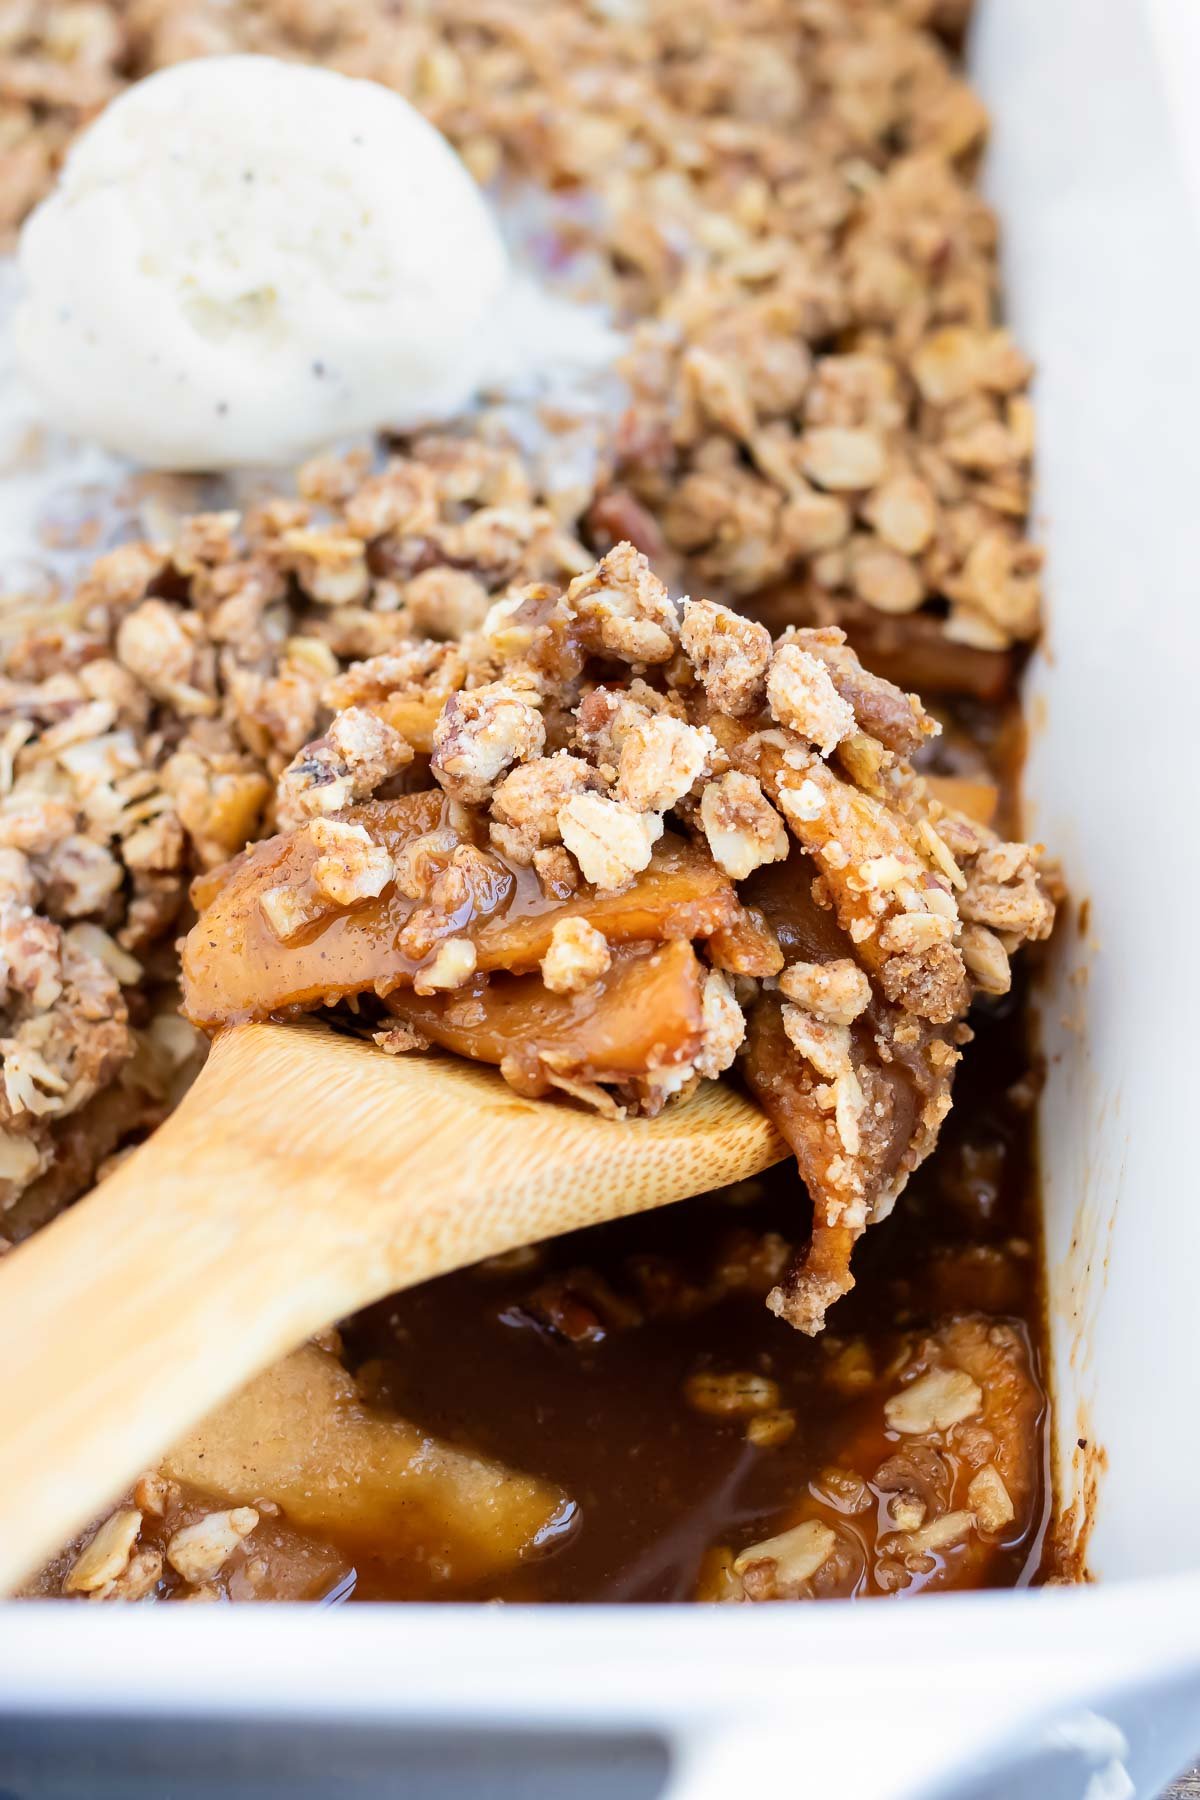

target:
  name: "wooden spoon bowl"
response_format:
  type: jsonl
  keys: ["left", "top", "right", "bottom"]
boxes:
{"left": 0, "top": 1019, "right": 786, "bottom": 1593}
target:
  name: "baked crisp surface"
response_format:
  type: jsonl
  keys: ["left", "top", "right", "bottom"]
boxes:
{"left": 1, "top": 0, "right": 1063, "bottom": 1604}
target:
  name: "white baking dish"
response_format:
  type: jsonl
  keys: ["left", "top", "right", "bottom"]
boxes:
{"left": 1, "top": 0, "right": 1198, "bottom": 1794}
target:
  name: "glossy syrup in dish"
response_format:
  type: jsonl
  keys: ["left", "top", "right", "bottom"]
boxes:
{"left": 339, "top": 969, "right": 1047, "bottom": 1602}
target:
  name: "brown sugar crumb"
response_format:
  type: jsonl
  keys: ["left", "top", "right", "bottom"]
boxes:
{"left": 695, "top": 970, "right": 746, "bottom": 1080}
{"left": 958, "top": 840, "right": 1056, "bottom": 943}
{"left": 878, "top": 937, "right": 970, "bottom": 1025}
{"left": 490, "top": 755, "right": 598, "bottom": 867}
{"left": 308, "top": 819, "right": 394, "bottom": 908}
{"left": 679, "top": 601, "right": 772, "bottom": 718}
{"left": 132, "top": 1473, "right": 173, "bottom": 1518}
{"left": 104, "top": 1549, "right": 166, "bottom": 1602}
{"left": 541, "top": 919, "right": 611, "bottom": 996}
{"left": 412, "top": 937, "right": 478, "bottom": 996}
{"left": 572, "top": 681, "right": 685, "bottom": 777}
{"left": 780, "top": 1007, "right": 864, "bottom": 1157}
{"left": 566, "top": 545, "right": 678, "bottom": 666}
{"left": 685, "top": 1371, "right": 781, "bottom": 1418}
{"left": 968, "top": 1464, "right": 1016, "bottom": 1533}
{"left": 615, "top": 714, "right": 714, "bottom": 815}
{"left": 259, "top": 882, "right": 329, "bottom": 946}
{"left": 699, "top": 772, "right": 788, "bottom": 882}
{"left": 278, "top": 528, "right": 370, "bottom": 608}
{"left": 778, "top": 959, "right": 871, "bottom": 1027}
{"left": 800, "top": 429, "right": 887, "bottom": 494}
{"left": 745, "top": 1410, "right": 797, "bottom": 1449}
{"left": 277, "top": 708, "right": 413, "bottom": 830}
{"left": 402, "top": 568, "right": 491, "bottom": 642}
{"left": 532, "top": 845, "right": 580, "bottom": 900}
{"left": 884, "top": 1366, "right": 983, "bottom": 1435}
{"left": 766, "top": 642, "right": 857, "bottom": 755}
{"left": 733, "top": 1520, "right": 838, "bottom": 1599}
{"left": 115, "top": 600, "right": 214, "bottom": 718}
{"left": 340, "top": 460, "right": 439, "bottom": 541}
{"left": 165, "top": 1508, "right": 259, "bottom": 1585}
{"left": 556, "top": 793, "right": 663, "bottom": 891}
{"left": 431, "top": 680, "right": 546, "bottom": 807}
{"left": 372, "top": 1021, "right": 431, "bottom": 1055}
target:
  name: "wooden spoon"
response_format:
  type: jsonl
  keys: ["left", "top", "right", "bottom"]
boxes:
{"left": 0, "top": 1019, "right": 786, "bottom": 1594}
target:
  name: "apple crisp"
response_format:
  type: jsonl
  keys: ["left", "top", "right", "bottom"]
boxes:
{"left": 7, "top": 0, "right": 1065, "bottom": 1607}
{"left": 180, "top": 539, "right": 1055, "bottom": 1333}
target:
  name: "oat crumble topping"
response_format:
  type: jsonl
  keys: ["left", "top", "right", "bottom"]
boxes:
{"left": 178, "top": 540, "right": 1055, "bottom": 1334}
{"left": 0, "top": 436, "right": 592, "bottom": 1230}
{"left": 5, "top": 0, "right": 1040, "bottom": 664}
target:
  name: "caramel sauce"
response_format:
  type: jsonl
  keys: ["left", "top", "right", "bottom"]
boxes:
{"left": 342, "top": 970, "right": 1047, "bottom": 1600}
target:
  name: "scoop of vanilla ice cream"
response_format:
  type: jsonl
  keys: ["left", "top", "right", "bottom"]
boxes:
{"left": 14, "top": 56, "right": 511, "bottom": 470}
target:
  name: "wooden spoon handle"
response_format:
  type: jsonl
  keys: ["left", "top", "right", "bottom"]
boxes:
{"left": 0, "top": 1021, "right": 784, "bottom": 1592}
{"left": 0, "top": 1038, "right": 369, "bottom": 1594}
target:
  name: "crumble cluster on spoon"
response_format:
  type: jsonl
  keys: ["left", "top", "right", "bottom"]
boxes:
{"left": 181, "top": 528, "right": 1055, "bottom": 1333}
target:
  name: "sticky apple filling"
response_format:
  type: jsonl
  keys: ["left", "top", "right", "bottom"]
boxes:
{"left": 182, "top": 543, "right": 1055, "bottom": 1334}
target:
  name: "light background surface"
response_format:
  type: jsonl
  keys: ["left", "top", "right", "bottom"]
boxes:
{"left": 973, "top": 0, "right": 1200, "bottom": 1585}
